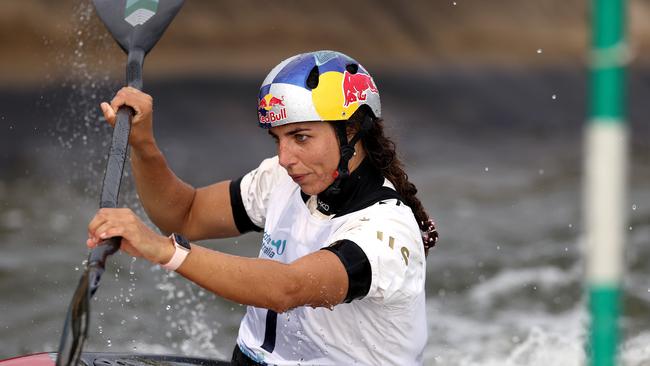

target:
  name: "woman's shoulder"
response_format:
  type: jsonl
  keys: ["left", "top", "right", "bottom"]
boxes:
{"left": 337, "top": 197, "right": 422, "bottom": 249}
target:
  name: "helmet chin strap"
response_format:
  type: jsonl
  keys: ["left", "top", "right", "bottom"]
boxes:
{"left": 324, "top": 114, "right": 374, "bottom": 196}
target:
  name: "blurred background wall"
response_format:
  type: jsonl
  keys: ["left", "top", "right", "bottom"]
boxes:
{"left": 0, "top": 0, "right": 649, "bottom": 84}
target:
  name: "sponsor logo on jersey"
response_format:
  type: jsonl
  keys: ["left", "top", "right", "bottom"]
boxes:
{"left": 261, "top": 231, "right": 287, "bottom": 258}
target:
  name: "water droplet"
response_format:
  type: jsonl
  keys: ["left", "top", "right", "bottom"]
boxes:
{"left": 632, "top": 204, "right": 637, "bottom": 210}
{"left": 537, "top": 48, "right": 543, "bottom": 54}
{"left": 452, "top": 1, "right": 457, "bottom": 5}
{"left": 568, "top": 223, "right": 573, "bottom": 228}
{"left": 74, "top": 267, "right": 79, "bottom": 271}
{"left": 552, "top": 94, "right": 557, "bottom": 100}
{"left": 484, "top": 167, "right": 489, "bottom": 172}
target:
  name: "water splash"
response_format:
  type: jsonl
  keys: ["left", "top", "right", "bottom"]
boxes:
{"left": 154, "top": 271, "right": 226, "bottom": 359}
{"left": 44, "top": 1, "right": 122, "bottom": 196}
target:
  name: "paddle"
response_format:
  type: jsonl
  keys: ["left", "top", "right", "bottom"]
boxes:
{"left": 55, "top": 1, "right": 184, "bottom": 365}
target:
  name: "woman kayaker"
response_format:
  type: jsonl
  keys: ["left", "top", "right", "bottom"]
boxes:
{"left": 87, "top": 50, "right": 438, "bottom": 365}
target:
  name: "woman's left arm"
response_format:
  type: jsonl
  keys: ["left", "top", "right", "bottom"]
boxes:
{"left": 178, "top": 246, "right": 348, "bottom": 313}
{"left": 87, "top": 208, "right": 349, "bottom": 313}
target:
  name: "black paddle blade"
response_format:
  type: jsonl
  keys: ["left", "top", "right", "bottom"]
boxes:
{"left": 56, "top": 270, "right": 90, "bottom": 366}
{"left": 93, "top": 0, "right": 184, "bottom": 54}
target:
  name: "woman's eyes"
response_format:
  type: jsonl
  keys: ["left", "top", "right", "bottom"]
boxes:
{"left": 294, "top": 134, "right": 308, "bottom": 143}
{"left": 271, "top": 134, "right": 309, "bottom": 144}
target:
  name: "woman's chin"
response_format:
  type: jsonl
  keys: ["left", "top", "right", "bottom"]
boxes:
{"left": 297, "top": 175, "right": 336, "bottom": 196}
{"left": 299, "top": 182, "right": 327, "bottom": 196}
{"left": 299, "top": 184, "right": 318, "bottom": 196}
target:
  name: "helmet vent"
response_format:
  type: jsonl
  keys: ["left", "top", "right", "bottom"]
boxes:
{"left": 306, "top": 65, "right": 320, "bottom": 89}
{"left": 345, "top": 64, "right": 359, "bottom": 74}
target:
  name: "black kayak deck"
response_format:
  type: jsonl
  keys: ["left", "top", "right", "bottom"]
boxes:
{"left": 78, "top": 352, "right": 230, "bottom": 365}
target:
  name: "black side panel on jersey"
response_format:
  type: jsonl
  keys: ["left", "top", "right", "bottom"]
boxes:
{"left": 229, "top": 176, "right": 263, "bottom": 233}
{"left": 322, "top": 239, "right": 371, "bottom": 302}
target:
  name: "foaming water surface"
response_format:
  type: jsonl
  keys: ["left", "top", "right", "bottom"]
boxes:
{"left": 1, "top": 4, "right": 650, "bottom": 364}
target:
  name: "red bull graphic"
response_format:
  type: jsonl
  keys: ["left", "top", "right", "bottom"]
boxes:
{"left": 258, "top": 94, "right": 287, "bottom": 125}
{"left": 342, "top": 71, "right": 378, "bottom": 107}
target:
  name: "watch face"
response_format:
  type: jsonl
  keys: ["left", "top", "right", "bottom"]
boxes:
{"left": 173, "top": 233, "right": 191, "bottom": 250}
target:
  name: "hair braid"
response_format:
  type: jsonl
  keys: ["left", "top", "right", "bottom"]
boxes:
{"left": 348, "top": 111, "right": 439, "bottom": 255}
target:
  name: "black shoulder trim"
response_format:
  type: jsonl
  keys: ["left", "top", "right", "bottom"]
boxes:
{"left": 321, "top": 239, "right": 371, "bottom": 302}
{"left": 229, "top": 176, "right": 263, "bottom": 233}
{"left": 333, "top": 187, "right": 403, "bottom": 218}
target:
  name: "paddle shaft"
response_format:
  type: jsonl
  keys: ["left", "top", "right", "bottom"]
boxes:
{"left": 56, "top": 48, "right": 145, "bottom": 366}
{"left": 90, "top": 47, "right": 145, "bottom": 278}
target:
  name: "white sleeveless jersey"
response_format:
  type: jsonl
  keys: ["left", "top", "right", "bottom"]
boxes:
{"left": 235, "top": 156, "right": 427, "bottom": 365}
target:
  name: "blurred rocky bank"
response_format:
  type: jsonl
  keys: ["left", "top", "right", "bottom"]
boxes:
{"left": 2, "top": 0, "right": 650, "bottom": 85}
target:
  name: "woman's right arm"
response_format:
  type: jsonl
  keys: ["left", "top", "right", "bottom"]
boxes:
{"left": 101, "top": 87, "right": 240, "bottom": 241}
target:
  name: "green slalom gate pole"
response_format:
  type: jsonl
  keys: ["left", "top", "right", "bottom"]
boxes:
{"left": 585, "top": 0, "right": 628, "bottom": 365}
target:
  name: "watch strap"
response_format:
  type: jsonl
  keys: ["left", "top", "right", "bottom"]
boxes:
{"left": 161, "top": 233, "right": 191, "bottom": 271}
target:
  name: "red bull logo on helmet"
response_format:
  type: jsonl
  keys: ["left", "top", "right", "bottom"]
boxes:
{"left": 342, "top": 71, "right": 378, "bottom": 107}
{"left": 258, "top": 94, "right": 287, "bottom": 125}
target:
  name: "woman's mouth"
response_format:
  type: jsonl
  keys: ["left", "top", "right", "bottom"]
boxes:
{"left": 290, "top": 174, "right": 306, "bottom": 183}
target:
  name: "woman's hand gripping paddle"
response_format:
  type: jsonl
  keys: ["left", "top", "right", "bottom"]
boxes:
{"left": 56, "top": 1, "right": 184, "bottom": 365}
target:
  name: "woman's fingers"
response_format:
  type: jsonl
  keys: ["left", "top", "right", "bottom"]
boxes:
{"left": 95, "top": 223, "right": 124, "bottom": 241}
{"left": 87, "top": 208, "right": 126, "bottom": 244}
{"left": 86, "top": 208, "right": 165, "bottom": 263}
{"left": 108, "top": 87, "right": 150, "bottom": 119}
{"left": 100, "top": 87, "right": 155, "bottom": 148}
{"left": 100, "top": 102, "right": 116, "bottom": 127}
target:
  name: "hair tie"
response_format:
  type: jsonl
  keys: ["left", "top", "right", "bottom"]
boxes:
{"left": 421, "top": 219, "right": 438, "bottom": 248}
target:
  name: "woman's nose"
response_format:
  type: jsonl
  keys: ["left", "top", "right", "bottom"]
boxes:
{"left": 277, "top": 140, "right": 297, "bottom": 169}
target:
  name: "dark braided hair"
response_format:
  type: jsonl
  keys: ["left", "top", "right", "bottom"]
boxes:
{"left": 347, "top": 109, "right": 439, "bottom": 255}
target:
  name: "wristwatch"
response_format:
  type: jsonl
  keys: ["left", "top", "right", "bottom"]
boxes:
{"left": 161, "top": 233, "right": 191, "bottom": 271}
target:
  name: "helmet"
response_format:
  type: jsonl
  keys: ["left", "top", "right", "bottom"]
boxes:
{"left": 257, "top": 50, "right": 381, "bottom": 128}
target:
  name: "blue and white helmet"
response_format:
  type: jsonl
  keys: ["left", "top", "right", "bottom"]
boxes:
{"left": 257, "top": 50, "right": 381, "bottom": 128}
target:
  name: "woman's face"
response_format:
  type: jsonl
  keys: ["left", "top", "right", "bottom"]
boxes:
{"left": 269, "top": 122, "right": 341, "bottom": 195}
